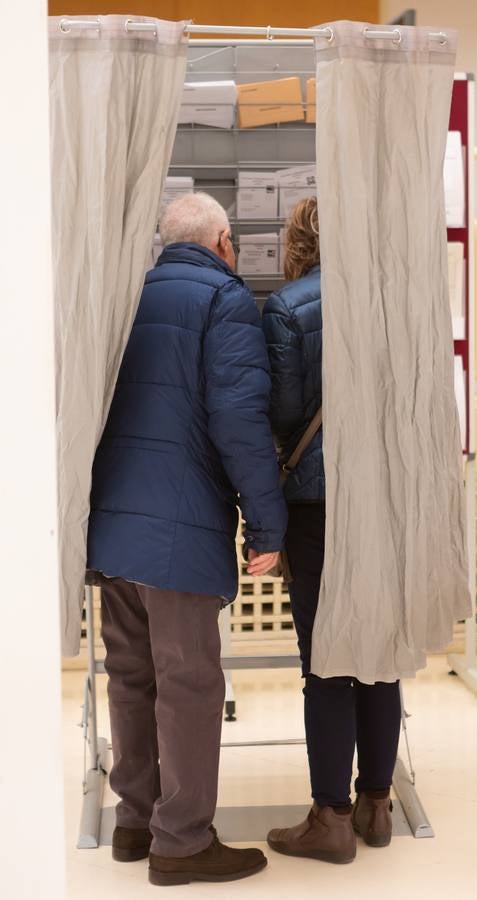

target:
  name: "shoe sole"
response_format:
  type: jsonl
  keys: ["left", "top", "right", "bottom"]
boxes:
{"left": 353, "top": 826, "right": 391, "bottom": 848}
{"left": 112, "top": 846, "right": 151, "bottom": 862}
{"left": 267, "top": 840, "right": 355, "bottom": 865}
{"left": 149, "top": 858, "right": 267, "bottom": 886}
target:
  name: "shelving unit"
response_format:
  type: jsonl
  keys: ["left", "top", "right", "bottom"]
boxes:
{"left": 447, "top": 74, "right": 477, "bottom": 693}
{"left": 166, "top": 40, "right": 317, "bottom": 304}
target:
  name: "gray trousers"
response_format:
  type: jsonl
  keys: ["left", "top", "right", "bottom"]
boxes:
{"left": 99, "top": 575, "right": 225, "bottom": 857}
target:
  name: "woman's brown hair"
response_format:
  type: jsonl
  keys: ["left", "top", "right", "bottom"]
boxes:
{"left": 283, "top": 196, "right": 320, "bottom": 281}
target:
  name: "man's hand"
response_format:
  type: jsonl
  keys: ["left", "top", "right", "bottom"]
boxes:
{"left": 247, "top": 548, "right": 280, "bottom": 577}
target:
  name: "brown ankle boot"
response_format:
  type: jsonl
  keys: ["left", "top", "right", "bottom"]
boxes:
{"left": 112, "top": 825, "right": 152, "bottom": 862}
{"left": 267, "top": 804, "right": 356, "bottom": 865}
{"left": 148, "top": 827, "right": 267, "bottom": 885}
{"left": 352, "top": 793, "right": 393, "bottom": 847}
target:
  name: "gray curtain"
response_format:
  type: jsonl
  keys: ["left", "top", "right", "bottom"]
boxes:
{"left": 49, "top": 16, "right": 188, "bottom": 656}
{"left": 311, "top": 22, "right": 471, "bottom": 684}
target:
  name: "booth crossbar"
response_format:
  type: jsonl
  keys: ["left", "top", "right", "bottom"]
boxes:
{"left": 57, "top": 17, "right": 449, "bottom": 46}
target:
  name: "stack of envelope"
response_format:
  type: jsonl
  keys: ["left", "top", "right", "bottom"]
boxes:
{"left": 237, "top": 77, "right": 304, "bottom": 128}
{"left": 179, "top": 81, "right": 238, "bottom": 129}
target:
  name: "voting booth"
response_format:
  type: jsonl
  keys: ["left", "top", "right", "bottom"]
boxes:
{"left": 62, "top": 20, "right": 475, "bottom": 850}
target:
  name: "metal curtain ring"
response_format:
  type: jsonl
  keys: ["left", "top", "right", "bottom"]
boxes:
{"left": 266, "top": 25, "right": 274, "bottom": 41}
{"left": 438, "top": 32, "right": 448, "bottom": 45}
{"left": 325, "top": 26, "right": 334, "bottom": 43}
{"left": 60, "top": 16, "right": 100, "bottom": 34}
{"left": 125, "top": 18, "right": 157, "bottom": 37}
{"left": 363, "top": 26, "right": 402, "bottom": 45}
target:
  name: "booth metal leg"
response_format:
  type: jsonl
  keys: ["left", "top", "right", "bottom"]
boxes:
{"left": 399, "top": 683, "right": 415, "bottom": 785}
{"left": 220, "top": 606, "right": 237, "bottom": 721}
{"left": 391, "top": 686, "right": 433, "bottom": 838}
{"left": 77, "top": 587, "right": 108, "bottom": 849}
{"left": 392, "top": 757, "right": 434, "bottom": 839}
{"left": 78, "top": 647, "right": 434, "bottom": 843}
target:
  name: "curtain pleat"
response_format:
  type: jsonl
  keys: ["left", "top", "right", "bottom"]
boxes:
{"left": 49, "top": 16, "right": 188, "bottom": 655}
{"left": 311, "top": 22, "right": 470, "bottom": 683}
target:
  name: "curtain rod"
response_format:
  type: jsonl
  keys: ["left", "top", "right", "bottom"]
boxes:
{"left": 57, "top": 19, "right": 449, "bottom": 45}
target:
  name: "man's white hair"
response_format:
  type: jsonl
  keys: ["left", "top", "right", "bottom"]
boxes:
{"left": 160, "top": 192, "right": 229, "bottom": 248}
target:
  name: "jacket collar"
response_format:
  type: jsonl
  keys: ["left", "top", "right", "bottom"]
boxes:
{"left": 150, "top": 242, "right": 243, "bottom": 283}
{"left": 304, "top": 264, "right": 321, "bottom": 278}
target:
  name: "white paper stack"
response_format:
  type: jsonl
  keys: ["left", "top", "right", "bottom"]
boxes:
{"left": 454, "top": 356, "right": 467, "bottom": 449}
{"left": 179, "top": 81, "right": 237, "bottom": 129}
{"left": 149, "top": 233, "right": 163, "bottom": 269}
{"left": 279, "top": 226, "right": 287, "bottom": 274}
{"left": 444, "top": 132, "right": 465, "bottom": 228}
{"left": 237, "top": 172, "right": 278, "bottom": 220}
{"left": 159, "top": 176, "right": 194, "bottom": 220}
{"left": 447, "top": 242, "right": 465, "bottom": 339}
{"left": 277, "top": 164, "right": 317, "bottom": 219}
{"left": 239, "top": 233, "right": 279, "bottom": 276}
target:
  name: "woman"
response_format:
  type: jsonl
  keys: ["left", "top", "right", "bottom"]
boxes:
{"left": 262, "top": 197, "right": 402, "bottom": 864}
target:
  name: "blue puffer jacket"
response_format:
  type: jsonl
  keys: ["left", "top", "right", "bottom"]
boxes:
{"left": 87, "top": 243, "right": 287, "bottom": 603}
{"left": 262, "top": 265, "right": 324, "bottom": 503}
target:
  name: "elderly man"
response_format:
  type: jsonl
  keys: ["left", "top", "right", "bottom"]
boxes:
{"left": 87, "top": 192, "right": 287, "bottom": 886}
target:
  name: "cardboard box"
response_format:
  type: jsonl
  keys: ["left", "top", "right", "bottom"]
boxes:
{"left": 159, "top": 176, "right": 194, "bottom": 221}
{"left": 306, "top": 78, "right": 316, "bottom": 124}
{"left": 237, "top": 171, "right": 278, "bottom": 220}
{"left": 279, "top": 226, "right": 287, "bottom": 274}
{"left": 277, "top": 165, "right": 317, "bottom": 219}
{"left": 239, "top": 233, "right": 280, "bottom": 276}
{"left": 149, "top": 233, "right": 163, "bottom": 270}
{"left": 237, "top": 77, "right": 305, "bottom": 128}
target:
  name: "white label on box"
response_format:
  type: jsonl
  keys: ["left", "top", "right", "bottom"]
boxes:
{"left": 239, "top": 233, "right": 279, "bottom": 276}
{"left": 277, "top": 165, "right": 317, "bottom": 218}
{"left": 159, "top": 176, "right": 194, "bottom": 220}
{"left": 237, "top": 172, "right": 278, "bottom": 220}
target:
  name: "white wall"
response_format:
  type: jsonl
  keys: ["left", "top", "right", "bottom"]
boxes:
{"left": 0, "top": 1, "right": 66, "bottom": 898}
{"left": 381, "top": 2, "right": 477, "bottom": 77}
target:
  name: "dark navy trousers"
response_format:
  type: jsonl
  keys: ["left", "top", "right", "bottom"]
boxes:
{"left": 286, "top": 502, "right": 402, "bottom": 807}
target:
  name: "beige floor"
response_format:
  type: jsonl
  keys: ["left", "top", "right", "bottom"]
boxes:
{"left": 62, "top": 655, "right": 477, "bottom": 900}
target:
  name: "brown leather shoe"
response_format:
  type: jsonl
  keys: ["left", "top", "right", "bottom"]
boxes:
{"left": 352, "top": 793, "right": 393, "bottom": 847}
{"left": 267, "top": 804, "right": 356, "bottom": 864}
{"left": 149, "top": 827, "right": 267, "bottom": 885}
{"left": 112, "top": 825, "right": 152, "bottom": 862}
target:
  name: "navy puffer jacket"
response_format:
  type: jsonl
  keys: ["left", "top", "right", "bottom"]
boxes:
{"left": 87, "top": 243, "right": 287, "bottom": 603}
{"left": 262, "top": 265, "right": 324, "bottom": 503}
